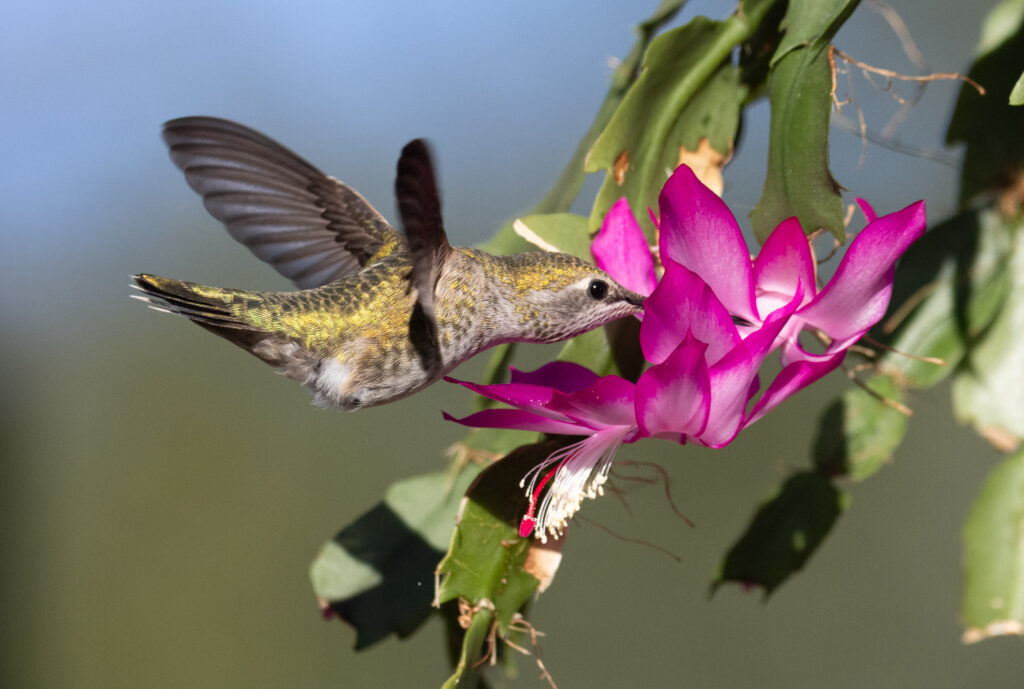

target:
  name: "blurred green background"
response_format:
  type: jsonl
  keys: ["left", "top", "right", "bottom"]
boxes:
{"left": 3, "top": 1, "right": 1021, "bottom": 687}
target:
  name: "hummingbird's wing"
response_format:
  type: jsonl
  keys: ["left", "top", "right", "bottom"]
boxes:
{"left": 394, "top": 139, "right": 451, "bottom": 324}
{"left": 162, "top": 117, "right": 403, "bottom": 289}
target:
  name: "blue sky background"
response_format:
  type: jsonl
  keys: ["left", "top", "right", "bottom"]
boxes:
{"left": 3, "top": 2, "right": 1019, "bottom": 689}
{"left": 0, "top": 0, "right": 984, "bottom": 330}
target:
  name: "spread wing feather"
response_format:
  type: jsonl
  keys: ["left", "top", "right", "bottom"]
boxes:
{"left": 162, "top": 117, "right": 403, "bottom": 289}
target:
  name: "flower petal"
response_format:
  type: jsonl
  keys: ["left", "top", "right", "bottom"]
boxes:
{"left": 509, "top": 361, "right": 602, "bottom": 394}
{"left": 797, "top": 200, "right": 926, "bottom": 345}
{"left": 636, "top": 332, "right": 710, "bottom": 438}
{"left": 548, "top": 375, "right": 637, "bottom": 429}
{"left": 639, "top": 260, "right": 740, "bottom": 366}
{"left": 658, "top": 165, "right": 757, "bottom": 322}
{"left": 778, "top": 335, "right": 848, "bottom": 366}
{"left": 445, "top": 376, "right": 558, "bottom": 410}
{"left": 856, "top": 198, "right": 877, "bottom": 222}
{"left": 752, "top": 216, "right": 816, "bottom": 314}
{"left": 698, "top": 292, "right": 800, "bottom": 448}
{"left": 592, "top": 198, "right": 658, "bottom": 296}
{"left": 745, "top": 350, "right": 846, "bottom": 426}
{"left": 442, "top": 409, "right": 589, "bottom": 435}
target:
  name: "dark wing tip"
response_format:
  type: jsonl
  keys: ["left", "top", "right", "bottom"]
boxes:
{"left": 394, "top": 138, "right": 449, "bottom": 324}
{"left": 161, "top": 116, "right": 235, "bottom": 148}
{"left": 399, "top": 138, "right": 432, "bottom": 162}
{"left": 394, "top": 137, "right": 446, "bottom": 249}
{"left": 395, "top": 140, "right": 438, "bottom": 213}
{"left": 162, "top": 115, "right": 222, "bottom": 132}
{"left": 161, "top": 115, "right": 263, "bottom": 138}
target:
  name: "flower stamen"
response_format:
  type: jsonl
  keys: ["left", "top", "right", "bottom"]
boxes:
{"left": 520, "top": 460, "right": 566, "bottom": 538}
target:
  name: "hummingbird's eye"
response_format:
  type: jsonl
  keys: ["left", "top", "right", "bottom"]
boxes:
{"left": 587, "top": 279, "right": 609, "bottom": 301}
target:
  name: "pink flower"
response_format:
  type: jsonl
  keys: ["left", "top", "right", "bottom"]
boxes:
{"left": 445, "top": 362, "right": 639, "bottom": 542}
{"left": 447, "top": 165, "right": 926, "bottom": 541}
{"left": 601, "top": 166, "right": 926, "bottom": 426}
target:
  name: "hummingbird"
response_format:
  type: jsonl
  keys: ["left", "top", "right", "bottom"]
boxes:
{"left": 132, "top": 117, "right": 644, "bottom": 410}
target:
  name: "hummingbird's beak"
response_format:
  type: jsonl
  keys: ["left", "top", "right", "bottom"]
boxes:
{"left": 625, "top": 294, "right": 645, "bottom": 308}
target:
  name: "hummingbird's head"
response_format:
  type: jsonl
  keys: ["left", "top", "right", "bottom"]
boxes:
{"left": 493, "top": 252, "right": 645, "bottom": 343}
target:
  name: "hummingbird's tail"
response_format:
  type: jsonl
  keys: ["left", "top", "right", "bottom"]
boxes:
{"left": 130, "top": 273, "right": 271, "bottom": 354}
{"left": 131, "top": 273, "right": 322, "bottom": 384}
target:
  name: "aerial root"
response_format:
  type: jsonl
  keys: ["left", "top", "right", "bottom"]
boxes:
{"left": 612, "top": 459, "right": 694, "bottom": 528}
{"left": 456, "top": 598, "right": 558, "bottom": 688}
{"left": 831, "top": 46, "right": 984, "bottom": 97}
{"left": 844, "top": 366, "right": 914, "bottom": 417}
{"left": 507, "top": 614, "right": 558, "bottom": 689}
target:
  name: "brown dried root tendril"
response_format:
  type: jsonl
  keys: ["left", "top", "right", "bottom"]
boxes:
{"left": 829, "top": 45, "right": 985, "bottom": 105}
{"left": 506, "top": 614, "right": 558, "bottom": 689}
{"left": 612, "top": 459, "right": 694, "bottom": 528}
{"left": 455, "top": 598, "right": 559, "bottom": 689}
{"left": 861, "top": 334, "right": 947, "bottom": 367}
{"left": 842, "top": 365, "right": 914, "bottom": 417}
